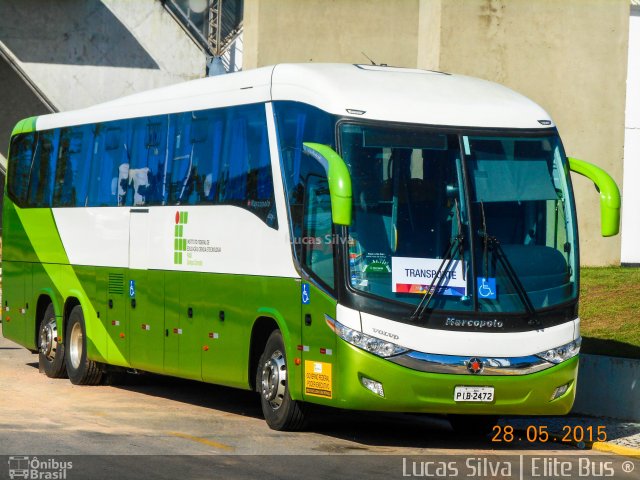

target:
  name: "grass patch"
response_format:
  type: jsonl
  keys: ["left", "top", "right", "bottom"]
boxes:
{"left": 579, "top": 266, "right": 640, "bottom": 359}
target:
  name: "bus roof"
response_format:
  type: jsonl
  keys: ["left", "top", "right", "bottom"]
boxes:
{"left": 35, "top": 63, "right": 554, "bottom": 131}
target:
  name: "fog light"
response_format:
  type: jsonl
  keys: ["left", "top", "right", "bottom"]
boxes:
{"left": 551, "top": 382, "right": 571, "bottom": 400}
{"left": 361, "top": 377, "right": 385, "bottom": 397}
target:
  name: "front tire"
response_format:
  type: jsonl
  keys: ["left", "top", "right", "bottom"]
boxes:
{"left": 65, "top": 305, "right": 103, "bottom": 385}
{"left": 38, "top": 304, "right": 67, "bottom": 378}
{"left": 257, "top": 330, "right": 307, "bottom": 431}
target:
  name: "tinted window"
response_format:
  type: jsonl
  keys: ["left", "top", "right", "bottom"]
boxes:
{"left": 169, "top": 112, "right": 192, "bottom": 204}
{"left": 303, "top": 172, "right": 335, "bottom": 289}
{"left": 273, "top": 101, "right": 335, "bottom": 213}
{"left": 169, "top": 111, "right": 223, "bottom": 206}
{"left": 54, "top": 126, "right": 93, "bottom": 207}
{"left": 7, "top": 104, "right": 277, "bottom": 228}
{"left": 27, "top": 130, "right": 58, "bottom": 207}
{"left": 129, "top": 116, "right": 169, "bottom": 206}
{"left": 88, "top": 121, "right": 131, "bottom": 206}
{"left": 219, "top": 104, "right": 275, "bottom": 226}
{"left": 7, "top": 133, "right": 36, "bottom": 206}
{"left": 168, "top": 104, "right": 276, "bottom": 227}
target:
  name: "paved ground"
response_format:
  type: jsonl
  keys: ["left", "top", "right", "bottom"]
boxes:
{"left": 0, "top": 328, "right": 637, "bottom": 479}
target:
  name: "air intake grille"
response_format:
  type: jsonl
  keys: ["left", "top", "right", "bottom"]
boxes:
{"left": 108, "top": 273, "right": 124, "bottom": 295}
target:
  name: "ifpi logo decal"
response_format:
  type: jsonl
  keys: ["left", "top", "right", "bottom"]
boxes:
{"left": 174, "top": 211, "right": 188, "bottom": 264}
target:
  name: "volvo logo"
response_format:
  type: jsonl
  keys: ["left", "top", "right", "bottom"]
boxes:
{"left": 467, "top": 357, "right": 484, "bottom": 374}
{"left": 372, "top": 328, "right": 400, "bottom": 340}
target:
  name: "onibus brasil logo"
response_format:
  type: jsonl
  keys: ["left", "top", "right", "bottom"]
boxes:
{"left": 174, "top": 210, "right": 188, "bottom": 265}
{"left": 8, "top": 456, "right": 72, "bottom": 479}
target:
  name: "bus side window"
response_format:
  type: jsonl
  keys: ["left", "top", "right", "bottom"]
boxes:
{"left": 273, "top": 101, "right": 334, "bottom": 216}
{"left": 88, "top": 121, "right": 131, "bottom": 207}
{"left": 186, "top": 115, "right": 217, "bottom": 205}
{"left": 197, "top": 116, "right": 223, "bottom": 205}
{"left": 302, "top": 171, "right": 335, "bottom": 289}
{"left": 246, "top": 118, "right": 272, "bottom": 201}
{"left": 219, "top": 104, "right": 277, "bottom": 227}
{"left": 220, "top": 115, "right": 250, "bottom": 202}
{"left": 54, "top": 126, "right": 93, "bottom": 207}
{"left": 7, "top": 133, "right": 37, "bottom": 206}
{"left": 129, "top": 116, "right": 168, "bottom": 206}
{"left": 201, "top": 118, "right": 225, "bottom": 204}
{"left": 27, "top": 130, "right": 59, "bottom": 207}
{"left": 288, "top": 155, "right": 335, "bottom": 288}
{"left": 169, "top": 112, "right": 192, "bottom": 205}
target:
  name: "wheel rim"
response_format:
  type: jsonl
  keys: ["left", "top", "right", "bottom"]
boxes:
{"left": 69, "top": 322, "right": 83, "bottom": 369}
{"left": 261, "top": 349, "right": 287, "bottom": 410}
{"left": 39, "top": 317, "right": 58, "bottom": 361}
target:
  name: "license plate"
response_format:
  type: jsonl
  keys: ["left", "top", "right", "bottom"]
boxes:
{"left": 454, "top": 386, "right": 494, "bottom": 402}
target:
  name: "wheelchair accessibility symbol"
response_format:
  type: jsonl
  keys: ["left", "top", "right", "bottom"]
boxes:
{"left": 477, "top": 277, "right": 497, "bottom": 299}
{"left": 301, "top": 284, "right": 310, "bottom": 305}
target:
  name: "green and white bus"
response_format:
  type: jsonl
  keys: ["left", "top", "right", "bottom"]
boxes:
{"left": 2, "top": 64, "right": 620, "bottom": 431}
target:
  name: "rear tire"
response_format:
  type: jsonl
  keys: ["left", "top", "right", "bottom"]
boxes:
{"left": 38, "top": 304, "right": 67, "bottom": 378}
{"left": 257, "top": 330, "right": 307, "bottom": 431}
{"left": 449, "top": 414, "right": 498, "bottom": 437}
{"left": 65, "top": 305, "right": 103, "bottom": 385}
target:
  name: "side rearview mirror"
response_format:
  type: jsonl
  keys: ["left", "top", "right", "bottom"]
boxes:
{"left": 568, "top": 157, "right": 620, "bottom": 237}
{"left": 302, "top": 143, "right": 353, "bottom": 226}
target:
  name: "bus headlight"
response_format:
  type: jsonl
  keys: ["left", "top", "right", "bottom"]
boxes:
{"left": 536, "top": 337, "right": 581, "bottom": 364}
{"left": 331, "top": 319, "right": 408, "bottom": 358}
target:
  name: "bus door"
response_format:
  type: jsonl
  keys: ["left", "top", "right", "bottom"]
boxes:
{"left": 128, "top": 208, "right": 164, "bottom": 372}
{"left": 299, "top": 163, "right": 338, "bottom": 404}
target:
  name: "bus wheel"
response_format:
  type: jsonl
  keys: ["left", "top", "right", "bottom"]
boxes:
{"left": 38, "top": 304, "right": 67, "bottom": 378}
{"left": 448, "top": 414, "right": 498, "bottom": 437}
{"left": 257, "top": 330, "right": 307, "bottom": 431}
{"left": 65, "top": 305, "right": 103, "bottom": 385}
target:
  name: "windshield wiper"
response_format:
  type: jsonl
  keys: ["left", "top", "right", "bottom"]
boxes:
{"left": 411, "top": 199, "right": 465, "bottom": 321}
{"left": 478, "top": 202, "right": 535, "bottom": 315}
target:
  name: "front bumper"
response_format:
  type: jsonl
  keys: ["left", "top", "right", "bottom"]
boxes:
{"left": 332, "top": 340, "right": 578, "bottom": 415}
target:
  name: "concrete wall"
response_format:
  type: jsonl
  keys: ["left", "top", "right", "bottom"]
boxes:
{"left": 0, "top": 0, "right": 204, "bottom": 111}
{"left": 621, "top": 8, "right": 640, "bottom": 266}
{"left": 243, "top": 0, "right": 630, "bottom": 265}
{"left": 572, "top": 354, "right": 640, "bottom": 422}
{"left": 427, "top": 0, "right": 629, "bottom": 266}
{"left": 243, "top": 0, "right": 421, "bottom": 69}
{"left": 0, "top": 55, "right": 52, "bottom": 163}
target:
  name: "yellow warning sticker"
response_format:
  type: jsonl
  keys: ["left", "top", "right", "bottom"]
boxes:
{"left": 304, "top": 360, "right": 332, "bottom": 399}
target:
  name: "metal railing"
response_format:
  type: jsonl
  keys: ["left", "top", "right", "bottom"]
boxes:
{"left": 161, "top": 0, "right": 243, "bottom": 58}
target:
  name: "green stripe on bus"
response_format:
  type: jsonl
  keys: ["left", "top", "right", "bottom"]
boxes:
{"left": 11, "top": 116, "right": 38, "bottom": 136}
{"left": 13, "top": 206, "right": 125, "bottom": 364}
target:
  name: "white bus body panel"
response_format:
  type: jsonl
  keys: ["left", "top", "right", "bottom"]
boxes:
{"left": 53, "top": 206, "right": 298, "bottom": 278}
{"left": 36, "top": 67, "right": 275, "bottom": 130}
{"left": 52, "top": 207, "right": 130, "bottom": 268}
{"left": 36, "top": 63, "right": 554, "bottom": 132}
{"left": 129, "top": 210, "right": 150, "bottom": 270}
{"left": 271, "top": 64, "right": 553, "bottom": 129}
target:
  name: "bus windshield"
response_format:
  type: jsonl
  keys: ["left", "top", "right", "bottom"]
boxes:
{"left": 340, "top": 123, "right": 578, "bottom": 314}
